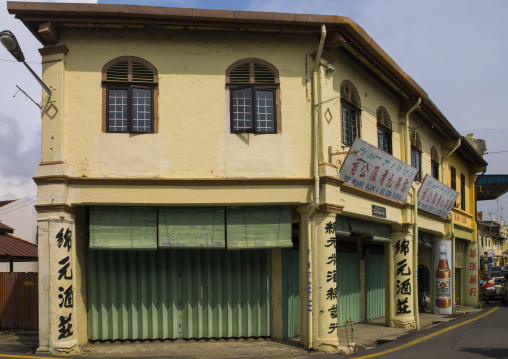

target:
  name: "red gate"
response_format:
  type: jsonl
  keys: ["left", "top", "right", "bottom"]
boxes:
{"left": 0, "top": 272, "right": 38, "bottom": 330}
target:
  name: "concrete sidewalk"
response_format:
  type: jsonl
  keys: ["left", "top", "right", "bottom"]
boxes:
{"left": 0, "top": 306, "right": 484, "bottom": 358}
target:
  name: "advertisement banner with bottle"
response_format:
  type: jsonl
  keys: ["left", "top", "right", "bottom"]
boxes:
{"left": 434, "top": 240, "right": 452, "bottom": 315}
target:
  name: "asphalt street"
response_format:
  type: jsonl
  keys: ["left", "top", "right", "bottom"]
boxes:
{"left": 346, "top": 303, "right": 508, "bottom": 359}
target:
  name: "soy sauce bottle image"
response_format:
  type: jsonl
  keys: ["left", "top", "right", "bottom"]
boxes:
{"left": 435, "top": 246, "right": 451, "bottom": 308}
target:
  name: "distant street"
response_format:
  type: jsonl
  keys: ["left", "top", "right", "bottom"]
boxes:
{"left": 347, "top": 302, "right": 508, "bottom": 359}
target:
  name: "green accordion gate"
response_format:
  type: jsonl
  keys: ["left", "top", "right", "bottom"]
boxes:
{"left": 87, "top": 249, "right": 271, "bottom": 340}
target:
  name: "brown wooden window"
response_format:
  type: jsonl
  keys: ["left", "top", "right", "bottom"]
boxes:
{"left": 340, "top": 80, "right": 361, "bottom": 146}
{"left": 102, "top": 56, "right": 158, "bottom": 133}
{"left": 376, "top": 106, "right": 392, "bottom": 154}
{"left": 430, "top": 146, "right": 439, "bottom": 179}
{"left": 226, "top": 58, "right": 280, "bottom": 134}
{"left": 410, "top": 131, "right": 422, "bottom": 181}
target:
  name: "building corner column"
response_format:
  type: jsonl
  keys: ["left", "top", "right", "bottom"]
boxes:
{"left": 36, "top": 208, "right": 79, "bottom": 355}
{"left": 313, "top": 211, "right": 339, "bottom": 352}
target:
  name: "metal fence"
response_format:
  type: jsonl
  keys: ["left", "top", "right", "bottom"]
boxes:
{"left": 0, "top": 272, "right": 38, "bottom": 330}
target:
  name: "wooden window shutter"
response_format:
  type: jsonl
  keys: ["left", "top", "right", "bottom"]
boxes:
{"left": 431, "top": 146, "right": 439, "bottom": 162}
{"left": 410, "top": 131, "right": 422, "bottom": 150}
{"left": 376, "top": 107, "right": 392, "bottom": 130}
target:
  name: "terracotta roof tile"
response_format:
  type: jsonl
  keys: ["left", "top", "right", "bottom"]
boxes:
{"left": 0, "top": 221, "right": 14, "bottom": 233}
{"left": 0, "top": 234, "right": 38, "bottom": 259}
{"left": 0, "top": 200, "right": 16, "bottom": 208}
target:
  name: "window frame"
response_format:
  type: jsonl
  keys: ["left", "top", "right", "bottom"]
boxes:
{"left": 340, "top": 80, "right": 361, "bottom": 147}
{"left": 377, "top": 125, "right": 392, "bottom": 154}
{"left": 460, "top": 173, "right": 466, "bottom": 211}
{"left": 226, "top": 58, "right": 280, "bottom": 134}
{"left": 411, "top": 146, "right": 422, "bottom": 181}
{"left": 431, "top": 160, "right": 439, "bottom": 179}
{"left": 102, "top": 56, "right": 158, "bottom": 134}
{"left": 105, "top": 85, "right": 155, "bottom": 134}
{"left": 230, "top": 85, "right": 277, "bottom": 134}
{"left": 342, "top": 103, "right": 360, "bottom": 147}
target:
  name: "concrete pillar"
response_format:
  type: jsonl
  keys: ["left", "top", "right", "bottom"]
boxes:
{"left": 36, "top": 209, "right": 78, "bottom": 355}
{"left": 464, "top": 242, "right": 480, "bottom": 307}
{"left": 313, "top": 211, "right": 339, "bottom": 352}
{"left": 389, "top": 230, "right": 415, "bottom": 328}
{"left": 40, "top": 47, "right": 67, "bottom": 163}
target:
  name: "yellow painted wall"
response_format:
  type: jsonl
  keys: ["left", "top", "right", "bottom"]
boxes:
{"left": 57, "top": 29, "right": 315, "bottom": 182}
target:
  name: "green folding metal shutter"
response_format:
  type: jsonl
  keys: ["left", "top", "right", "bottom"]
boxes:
{"left": 87, "top": 249, "right": 271, "bottom": 340}
{"left": 337, "top": 242, "right": 361, "bottom": 326}
{"left": 365, "top": 253, "right": 385, "bottom": 321}
{"left": 282, "top": 248, "right": 300, "bottom": 339}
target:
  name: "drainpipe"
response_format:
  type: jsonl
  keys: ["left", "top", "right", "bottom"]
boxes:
{"left": 306, "top": 24, "right": 326, "bottom": 350}
{"left": 402, "top": 98, "right": 420, "bottom": 329}
{"left": 441, "top": 138, "right": 461, "bottom": 313}
{"left": 403, "top": 98, "right": 421, "bottom": 164}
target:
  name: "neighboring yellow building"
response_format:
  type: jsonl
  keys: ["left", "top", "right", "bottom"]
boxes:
{"left": 8, "top": 2, "right": 487, "bottom": 354}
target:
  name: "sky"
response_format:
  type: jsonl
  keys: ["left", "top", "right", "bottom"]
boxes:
{"left": 1, "top": 0, "right": 507, "bottom": 219}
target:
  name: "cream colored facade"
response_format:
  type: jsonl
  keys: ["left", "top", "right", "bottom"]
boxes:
{"left": 9, "top": 2, "right": 488, "bottom": 354}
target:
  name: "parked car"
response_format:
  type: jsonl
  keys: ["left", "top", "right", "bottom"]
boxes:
{"left": 493, "top": 277, "right": 504, "bottom": 299}
{"left": 491, "top": 266, "right": 503, "bottom": 277}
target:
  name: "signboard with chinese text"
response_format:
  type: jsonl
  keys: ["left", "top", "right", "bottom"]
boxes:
{"left": 339, "top": 138, "right": 418, "bottom": 203}
{"left": 417, "top": 175, "right": 459, "bottom": 218}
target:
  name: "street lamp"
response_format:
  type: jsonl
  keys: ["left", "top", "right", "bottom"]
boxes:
{"left": 0, "top": 30, "right": 52, "bottom": 96}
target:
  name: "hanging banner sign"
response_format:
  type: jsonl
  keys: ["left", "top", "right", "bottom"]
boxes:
{"left": 339, "top": 138, "right": 418, "bottom": 203}
{"left": 417, "top": 175, "right": 459, "bottom": 218}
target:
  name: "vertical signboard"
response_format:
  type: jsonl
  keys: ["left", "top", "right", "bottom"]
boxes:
{"left": 434, "top": 240, "right": 452, "bottom": 315}
{"left": 339, "top": 138, "right": 417, "bottom": 203}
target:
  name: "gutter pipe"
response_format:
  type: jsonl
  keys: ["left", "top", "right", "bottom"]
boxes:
{"left": 441, "top": 138, "right": 460, "bottom": 313}
{"left": 306, "top": 24, "right": 326, "bottom": 350}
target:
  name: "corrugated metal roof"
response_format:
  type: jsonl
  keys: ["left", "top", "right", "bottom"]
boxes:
{"left": 0, "top": 234, "right": 38, "bottom": 259}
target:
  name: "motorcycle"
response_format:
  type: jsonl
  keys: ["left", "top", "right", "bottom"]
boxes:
{"left": 418, "top": 287, "right": 430, "bottom": 313}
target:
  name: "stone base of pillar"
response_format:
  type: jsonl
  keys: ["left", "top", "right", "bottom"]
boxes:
{"left": 35, "top": 347, "right": 50, "bottom": 354}
{"left": 391, "top": 318, "right": 415, "bottom": 329}
{"left": 314, "top": 340, "right": 339, "bottom": 352}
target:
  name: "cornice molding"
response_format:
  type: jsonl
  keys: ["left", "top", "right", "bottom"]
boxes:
{"left": 35, "top": 203, "right": 75, "bottom": 215}
{"left": 33, "top": 175, "right": 314, "bottom": 187}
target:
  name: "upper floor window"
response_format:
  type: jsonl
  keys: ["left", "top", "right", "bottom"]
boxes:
{"left": 226, "top": 58, "right": 279, "bottom": 134}
{"left": 431, "top": 146, "right": 439, "bottom": 179}
{"left": 340, "top": 80, "right": 361, "bottom": 146}
{"left": 460, "top": 173, "right": 466, "bottom": 211}
{"left": 376, "top": 106, "right": 392, "bottom": 154}
{"left": 102, "top": 56, "right": 158, "bottom": 133}
{"left": 410, "top": 131, "right": 422, "bottom": 181}
{"left": 450, "top": 166, "right": 456, "bottom": 191}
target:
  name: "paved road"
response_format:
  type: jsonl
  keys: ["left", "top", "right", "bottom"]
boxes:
{"left": 347, "top": 303, "right": 508, "bottom": 359}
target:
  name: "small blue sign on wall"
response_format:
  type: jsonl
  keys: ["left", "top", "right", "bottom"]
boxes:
{"left": 372, "top": 205, "right": 386, "bottom": 218}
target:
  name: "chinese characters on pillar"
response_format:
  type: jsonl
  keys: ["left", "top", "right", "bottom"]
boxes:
{"left": 56, "top": 227, "right": 73, "bottom": 340}
{"left": 395, "top": 238, "right": 411, "bottom": 315}
{"left": 339, "top": 138, "right": 417, "bottom": 203}
{"left": 324, "top": 220, "right": 338, "bottom": 334}
{"left": 468, "top": 248, "right": 478, "bottom": 297}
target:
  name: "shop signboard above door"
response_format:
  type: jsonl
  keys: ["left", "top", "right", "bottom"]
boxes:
{"left": 417, "top": 175, "right": 459, "bottom": 218}
{"left": 339, "top": 138, "right": 418, "bottom": 202}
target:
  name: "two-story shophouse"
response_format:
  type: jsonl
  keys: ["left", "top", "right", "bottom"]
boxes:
{"left": 7, "top": 2, "right": 487, "bottom": 354}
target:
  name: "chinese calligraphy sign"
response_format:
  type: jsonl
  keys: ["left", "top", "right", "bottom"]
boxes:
{"left": 339, "top": 138, "right": 417, "bottom": 203}
{"left": 417, "top": 175, "right": 459, "bottom": 218}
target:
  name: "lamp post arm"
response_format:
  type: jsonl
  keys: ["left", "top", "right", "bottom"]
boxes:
{"left": 23, "top": 61, "right": 52, "bottom": 97}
